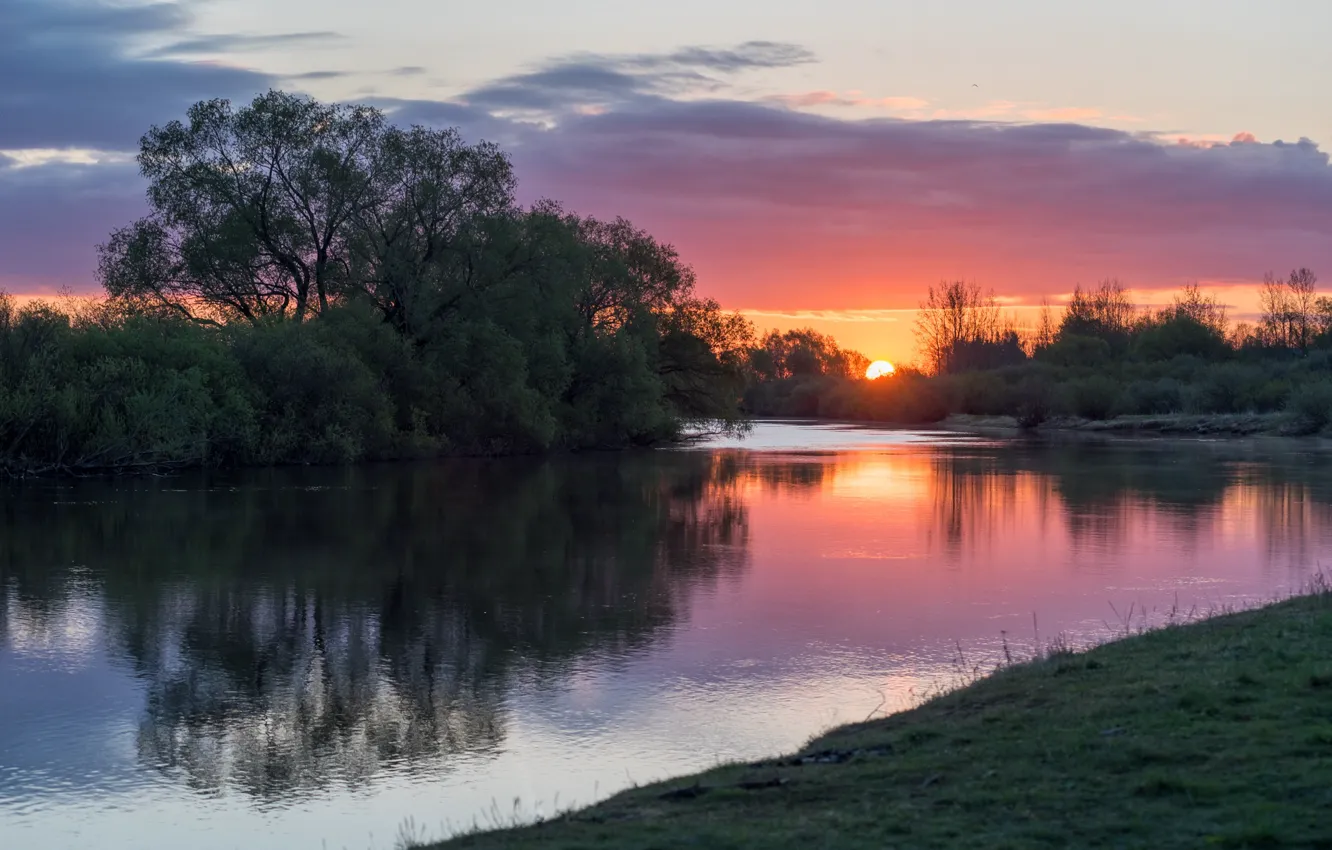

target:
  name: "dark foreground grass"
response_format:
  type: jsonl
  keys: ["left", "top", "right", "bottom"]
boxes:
{"left": 426, "top": 592, "right": 1332, "bottom": 849}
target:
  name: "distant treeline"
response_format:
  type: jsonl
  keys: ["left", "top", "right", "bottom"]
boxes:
{"left": 744, "top": 274, "right": 1332, "bottom": 434}
{"left": 0, "top": 92, "right": 755, "bottom": 475}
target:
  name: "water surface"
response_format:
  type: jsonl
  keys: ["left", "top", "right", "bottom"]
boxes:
{"left": 3, "top": 422, "right": 1331, "bottom": 849}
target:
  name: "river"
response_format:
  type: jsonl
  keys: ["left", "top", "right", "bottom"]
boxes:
{"left": 3, "top": 422, "right": 1330, "bottom": 849}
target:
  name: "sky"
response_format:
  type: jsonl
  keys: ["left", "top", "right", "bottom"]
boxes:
{"left": 4, "top": 0, "right": 1332, "bottom": 362}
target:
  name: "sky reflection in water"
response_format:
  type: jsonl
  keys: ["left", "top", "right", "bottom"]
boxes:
{"left": 2, "top": 423, "right": 1331, "bottom": 849}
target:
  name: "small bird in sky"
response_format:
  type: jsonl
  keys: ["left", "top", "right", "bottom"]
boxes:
{"left": 972, "top": 83, "right": 979, "bottom": 87}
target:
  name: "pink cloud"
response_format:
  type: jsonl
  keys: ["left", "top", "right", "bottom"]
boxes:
{"left": 509, "top": 101, "right": 1332, "bottom": 312}
{"left": 766, "top": 91, "right": 931, "bottom": 111}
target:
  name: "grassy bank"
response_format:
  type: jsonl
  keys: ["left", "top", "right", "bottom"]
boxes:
{"left": 426, "top": 590, "right": 1332, "bottom": 849}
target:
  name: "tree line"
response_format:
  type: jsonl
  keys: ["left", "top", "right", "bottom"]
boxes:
{"left": 745, "top": 272, "right": 1332, "bottom": 434}
{"left": 6, "top": 89, "right": 1329, "bottom": 474}
{"left": 0, "top": 91, "right": 756, "bottom": 474}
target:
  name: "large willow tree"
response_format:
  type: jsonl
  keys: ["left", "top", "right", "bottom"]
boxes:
{"left": 98, "top": 91, "right": 516, "bottom": 326}
{"left": 84, "top": 90, "right": 754, "bottom": 458}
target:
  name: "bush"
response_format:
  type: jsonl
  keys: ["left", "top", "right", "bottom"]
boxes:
{"left": 1066, "top": 376, "right": 1122, "bottom": 420}
{"left": 1252, "top": 379, "right": 1293, "bottom": 414}
{"left": 862, "top": 369, "right": 949, "bottom": 424}
{"left": 1285, "top": 381, "right": 1332, "bottom": 435}
{"left": 0, "top": 302, "right": 258, "bottom": 472}
{"left": 1122, "top": 378, "right": 1184, "bottom": 415}
{"left": 945, "top": 372, "right": 1011, "bottom": 416}
{"left": 1038, "top": 334, "right": 1111, "bottom": 369}
{"left": 1013, "top": 376, "right": 1056, "bottom": 429}
{"left": 1186, "top": 364, "right": 1266, "bottom": 414}
{"left": 1132, "top": 316, "right": 1228, "bottom": 361}
{"left": 231, "top": 322, "right": 396, "bottom": 464}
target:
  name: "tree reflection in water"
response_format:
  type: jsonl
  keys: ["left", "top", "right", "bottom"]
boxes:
{"left": 0, "top": 453, "right": 749, "bottom": 800}
{"left": 3, "top": 438, "right": 1332, "bottom": 805}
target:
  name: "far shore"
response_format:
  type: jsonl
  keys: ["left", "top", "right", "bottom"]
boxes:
{"left": 749, "top": 412, "right": 1332, "bottom": 441}
{"left": 946, "top": 411, "right": 1287, "bottom": 437}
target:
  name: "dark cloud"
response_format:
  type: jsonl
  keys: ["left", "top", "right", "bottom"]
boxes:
{"left": 0, "top": 0, "right": 281, "bottom": 150}
{"left": 457, "top": 42, "right": 812, "bottom": 115}
{"left": 514, "top": 101, "right": 1332, "bottom": 230}
{"left": 280, "top": 70, "right": 349, "bottom": 81}
{"left": 0, "top": 0, "right": 332, "bottom": 288}
{"left": 631, "top": 41, "right": 816, "bottom": 72}
{"left": 501, "top": 101, "right": 1332, "bottom": 304}
{"left": 464, "top": 64, "right": 653, "bottom": 112}
{"left": 4, "top": 28, "right": 1330, "bottom": 304}
{"left": 145, "top": 31, "right": 344, "bottom": 57}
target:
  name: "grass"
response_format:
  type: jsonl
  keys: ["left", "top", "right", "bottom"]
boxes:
{"left": 421, "top": 588, "right": 1332, "bottom": 849}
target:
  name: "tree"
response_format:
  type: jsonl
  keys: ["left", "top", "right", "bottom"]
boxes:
{"left": 1031, "top": 299, "right": 1057, "bottom": 353}
{"left": 347, "top": 125, "right": 516, "bottom": 336}
{"left": 1316, "top": 297, "right": 1332, "bottom": 347}
{"left": 98, "top": 91, "right": 514, "bottom": 328}
{"left": 750, "top": 328, "right": 866, "bottom": 381}
{"left": 564, "top": 212, "right": 699, "bottom": 335}
{"left": 657, "top": 298, "right": 755, "bottom": 427}
{"left": 1169, "top": 282, "right": 1228, "bottom": 335}
{"left": 1132, "top": 283, "right": 1230, "bottom": 361}
{"left": 1259, "top": 268, "right": 1319, "bottom": 352}
{"left": 914, "top": 280, "right": 1004, "bottom": 374}
{"left": 1058, "top": 279, "right": 1136, "bottom": 352}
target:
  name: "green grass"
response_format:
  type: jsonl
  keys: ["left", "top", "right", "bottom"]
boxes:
{"left": 424, "top": 590, "right": 1332, "bottom": 849}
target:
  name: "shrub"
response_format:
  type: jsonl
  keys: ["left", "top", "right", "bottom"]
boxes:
{"left": 1038, "top": 334, "right": 1111, "bottom": 369}
{"left": 1132, "top": 315, "right": 1228, "bottom": 362}
{"left": 1066, "top": 376, "right": 1122, "bottom": 420}
{"left": 863, "top": 369, "right": 949, "bottom": 424}
{"left": 1013, "top": 376, "right": 1056, "bottom": 429}
{"left": 1186, "top": 363, "right": 1266, "bottom": 414}
{"left": 1122, "top": 378, "right": 1184, "bottom": 415}
{"left": 231, "top": 322, "right": 396, "bottom": 464}
{"left": 945, "top": 372, "right": 1011, "bottom": 416}
{"left": 1252, "top": 379, "right": 1293, "bottom": 413}
{"left": 1285, "top": 381, "right": 1332, "bottom": 435}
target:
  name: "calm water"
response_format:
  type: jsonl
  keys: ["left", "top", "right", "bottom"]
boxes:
{"left": 4, "top": 422, "right": 1332, "bottom": 849}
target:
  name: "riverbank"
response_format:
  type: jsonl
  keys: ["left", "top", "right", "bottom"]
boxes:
{"left": 943, "top": 411, "right": 1306, "bottom": 438}
{"left": 426, "top": 588, "right": 1332, "bottom": 849}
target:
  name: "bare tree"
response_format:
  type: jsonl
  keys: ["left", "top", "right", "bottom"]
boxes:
{"left": 1168, "top": 282, "right": 1229, "bottom": 334}
{"left": 1060, "top": 279, "right": 1136, "bottom": 344}
{"left": 1031, "top": 298, "right": 1057, "bottom": 353}
{"left": 1259, "top": 268, "right": 1319, "bottom": 351}
{"left": 914, "top": 280, "right": 1003, "bottom": 373}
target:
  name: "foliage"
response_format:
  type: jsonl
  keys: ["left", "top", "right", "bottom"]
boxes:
{"left": 1121, "top": 378, "right": 1184, "bottom": 415}
{"left": 3, "top": 92, "right": 761, "bottom": 474}
{"left": 1066, "top": 375, "right": 1122, "bottom": 420}
{"left": 1013, "top": 374, "right": 1055, "bottom": 429}
{"left": 746, "top": 272, "right": 1332, "bottom": 435}
{"left": 1057, "top": 279, "right": 1137, "bottom": 354}
{"left": 1036, "top": 333, "right": 1111, "bottom": 369}
{"left": 1285, "top": 380, "right": 1332, "bottom": 435}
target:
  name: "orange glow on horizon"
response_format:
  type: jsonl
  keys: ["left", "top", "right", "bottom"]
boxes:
{"left": 737, "top": 280, "right": 1271, "bottom": 366}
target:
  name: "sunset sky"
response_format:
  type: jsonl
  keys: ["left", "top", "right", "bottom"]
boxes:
{"left": 4, "top": 0, "right": 1332, "bottom": 363}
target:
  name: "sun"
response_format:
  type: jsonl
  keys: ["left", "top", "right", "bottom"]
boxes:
{"left": 866, "top": 360, "right": 895, "bottom": 380}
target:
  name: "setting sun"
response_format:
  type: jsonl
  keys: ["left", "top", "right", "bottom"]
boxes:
{"left": 866, "top": 360, "right": 896, "bottom": 379}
